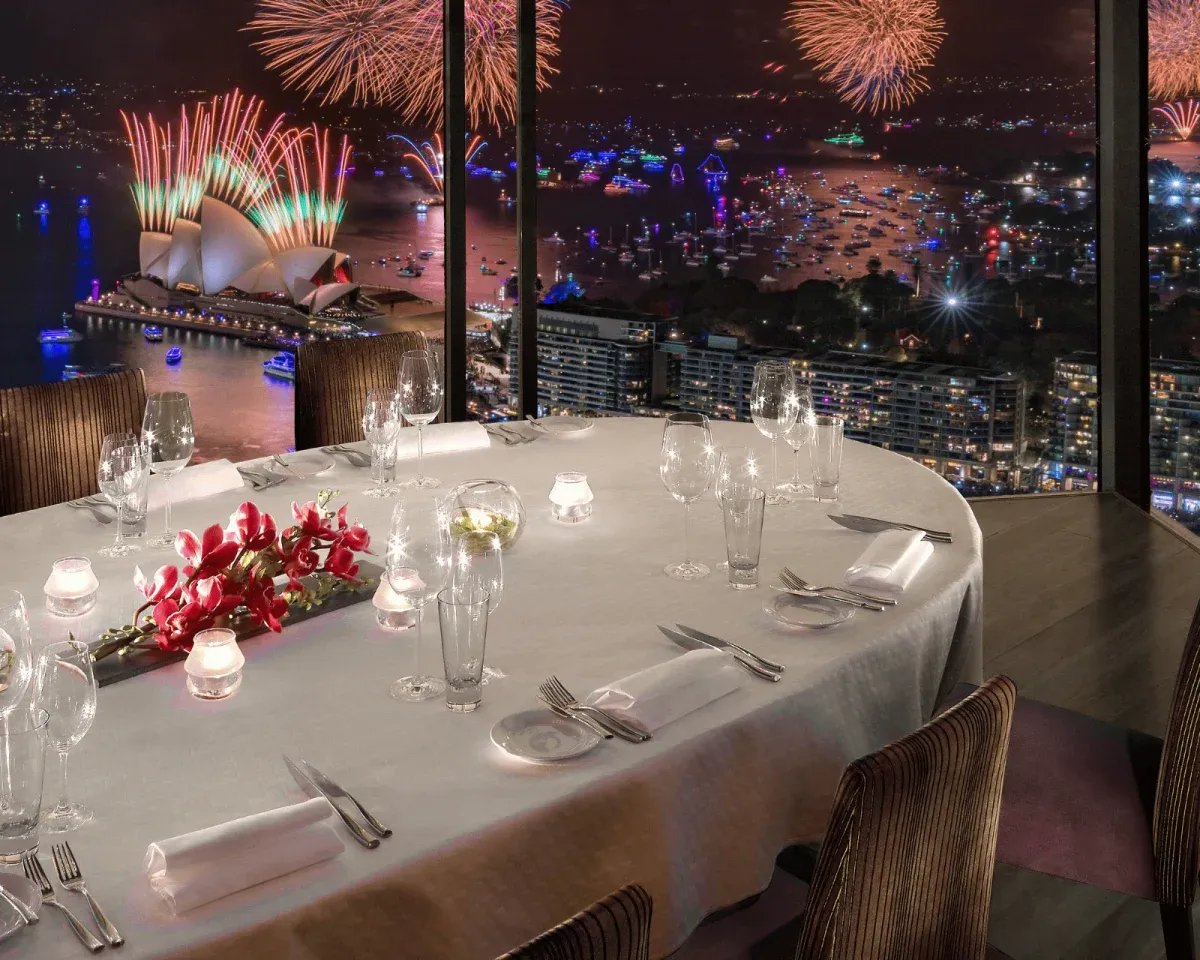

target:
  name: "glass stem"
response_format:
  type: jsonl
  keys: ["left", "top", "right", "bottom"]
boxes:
{"left": 163, "top": 476, "right": 173, "bottom": 536}
{"left": 371, "top": 445, "right": 384, "bottom": 487}
{"left": 114, "top": 499, "right": 125, "bottom": 548}
{"left": 792, "top": 446, "right": 802, "bottom": 484}
{"left": 771, "top": 440, "right": 779, "bottom": 495}
{"left": 55, "top": 751, "right": 69, "bottom": 813}
{"left": 683, "top": 501, "right": 692, "bottom": 565}
{"left": 416, "top": 426, "right": 424, "bottom": 481}
{"left": 412, "top": 605, "right": 423, "bottom": 683}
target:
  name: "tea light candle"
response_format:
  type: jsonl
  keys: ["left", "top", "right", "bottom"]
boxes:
{"left": 373, "top": 578, "right": 419, "bottom": 631}
{"left": 184, "top": 628, "right": 244, "bottom": 700}
{"left": 43, "top": 556, "right": 99, "bottom": 617}
{"left": 549, "top": 472, "right": 593, "bottom": 523}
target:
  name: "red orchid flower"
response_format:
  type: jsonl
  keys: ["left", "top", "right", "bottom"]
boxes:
{"left": 181, "top": 574, "right": 242, "bottom": 618}
{"left": 151, "top": 597, "right": 216, "bottom": 652}
{"left": 176, "top": 524, "right": 241, "bottom": 579}
{"left": 323, "top": 546, "right": 360, "bottom": 582}
{"left": 226, "top": 502, "right": 277, "bottom": 553}
{"left": 279, "top": 535, "right": 318, "bottom": 591}
{"left": 133, "top": 565, "right": 180, "bottom": 604}
{"left": 243, "top": 574, "right": 289, "bottom": 633}
{"left": 290, "top": 501, "right": 337, "bottom": 542}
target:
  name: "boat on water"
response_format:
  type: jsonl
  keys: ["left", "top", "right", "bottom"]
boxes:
{"left": 143, "top": 326, "right": 164, "bottom": 342}
{"left": 480, "top": 265, "right": 498, "bottom": 275}
{"left": 760, "top": 275, "right": 780, "bottom": 287}
{"left": 62, "top": 362, "right": 127, "bottom": 381}
{"left": 398, "top": 266, "right": 422, "bottom": 278}
{"left": 543, "top": 232, "right": 566, "bottom": 244}
{"left": 165, "top": 346, "right": 183, "bottom": 365}
{"left": 418, "top": 250, "right": 435, "bottom": 259}
{"left": 262, "top": 352, "right": 296, "bottom": 382}
{"left": 495, "top": 258, "right": 508, "bottom": 265}
{"left": 39, "top": 326, "right": 83, "bottom": 344}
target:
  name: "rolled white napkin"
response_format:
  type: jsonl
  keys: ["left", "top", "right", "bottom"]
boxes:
{"left": 844, "top": 529, "right": 934, "bottom": 595}
{"left": 586, "top": 649, "right": 742, "bottom": 732}
{"left": 395, "top": 421, "right": 490, "bottom": 459}
{"left": 149, "top": 460, "right": 245, "bottom": 512}
{"left": 144, "top": 797, "right": 344, "bottom": 915}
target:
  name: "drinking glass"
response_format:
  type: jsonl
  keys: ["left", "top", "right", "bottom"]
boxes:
{"left": 722, "top": 490, "right": 766, "bottom": 590}
{"left": 385, "top": 498, "right": 449, "bottom": 701}
{"left": 363, "top": 389, "right": 403, "bottom": 499}
{"left": 397, "top": 349, "right": 443, "bottom": 490}
{"left": 438, "top": 586, "right": 490, "bottom": 712}
{"left": 780, "top": 384, "right": 816, "bottom": 500}
{"left": 0, "top": 590, "right": 34, "bottom": 724}
{"left": 97, "top": 434, "right": 149, "bottom": 558}
{"left": 34, "top": 639, "right": 98, "bottom": 833}
{"left": 142, "top": 392, "right": 194, "bottom": 550}
{"left": 659, "top": 412, "right": 718, "bottom": 581}
{"left": 750, "top": 361, "right": 798, "bottom": 505}
{"left": 451, "top": 531, "right": 504, "bottom": 681}
{"left": 0, "top": 708, "right": 48, "bottom": 863}
{"left": 812, "top": 415, "right": 846, "bottom": 503}
{"left": 713, "top": 446, "right": 761, "bottom": 573}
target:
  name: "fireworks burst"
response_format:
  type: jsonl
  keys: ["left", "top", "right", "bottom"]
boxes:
{"left": 1150, "top": 0, "right": 1200, "bottom": 100}
{"left": 389, "top": 133, "right": 487, "bottom": 195}
{"left": 1156, "top": 100, "right": 1200, "bottom": 139}
{"left": 785, "top": 0, "right": 945, "bottom": 114}
{"left": 246, "top": 0, "right": 566, "bottom": 128}
{"left": 248, "top": 125, "right": 352, "bottom": 250}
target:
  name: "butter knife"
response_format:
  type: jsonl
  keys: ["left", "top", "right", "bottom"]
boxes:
{"left": 283, "top": 755, "right": 380, "bottom": 849}
{"left": 674, "top": 624, "right": 785, "bottom": 674}
{"left": 829, "top": 513, "right": 953, "bottom": 542}
{"left": 298, "top": 758, "right": 392, "bottom": 838}
{"left": 0, "top": 884, "right": 37, "bottom": 925}
{"left": 658, "top": 625, "right": 781, "bottom": 682}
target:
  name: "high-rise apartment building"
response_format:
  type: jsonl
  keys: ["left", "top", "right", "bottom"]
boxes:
{"left": 1048, "top": 353, "right": 1099, "bottom": 491}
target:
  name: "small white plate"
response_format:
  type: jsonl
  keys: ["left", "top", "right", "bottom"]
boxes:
{"left": 491, "top": 709, "right": 601, "bottom": 763}
{"left": 531, "top": 416, "right": 594, "bottom": 439}
{"left": 273, "top": 451, "right": 335, "bottom": 479}
{"left": 0, "top": 873, "right": 38, "bottom": 939}
{"left": 764, "top": 593, "right": 855, "bottom": 629}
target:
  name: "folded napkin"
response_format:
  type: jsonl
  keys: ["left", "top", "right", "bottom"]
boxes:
{"left": 149, "top": 459, "right": 245, "bottom": 512}
{"left": 144, "top": 797, "right": 344, "bottom": 915}
{"left": 395, "top": 421, "right": 490, "bottom": 459}
{"left": 844, "top": 529, "right": 934, "bottom": 595}
{"left": 586, "top": 649, "right": 742, "bottom": 732}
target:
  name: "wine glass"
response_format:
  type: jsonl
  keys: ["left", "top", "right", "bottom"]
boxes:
{"left": 385, "top": 498, "right": 450, "bottom": 701}
{"left": 659, "top": 412, "right": 718, "bottom": 581}
{"left": 750, "top": 361, "right": 798, "bottom": 505}
{"left": 779, "top": 383, "right": 816, "bottom": 500}
{"left": 141, "top": 392, "right": 194, "bottom": 550}
{"left": 363, "top": 389, "right": 403, "bottom": 499}
{"left": 451, "top": 531, "right": 504, "bottom": 681}
{"left": 34, "top": 639, "right": 98, "bottom": 833}
{"left": 97, "top": 434, "right": 149, "bottom": 558}
{"left": 397, "top": 350, "right": 443, "bottom": 490}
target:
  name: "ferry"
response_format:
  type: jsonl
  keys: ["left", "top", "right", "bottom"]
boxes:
{"left": 143, "top": 326, "right": 164, "bottom": 342}
{"left": 262, "top": 352, "right": 296, "bottom": 382}
{"left": 165, "top": 346, "right": 183, "bottom": 365}
{"left": 38, "top": 325, "right": 83, "bottom": 344}
{"left": 713, "top": 138, "right": 740, "bottom": 151}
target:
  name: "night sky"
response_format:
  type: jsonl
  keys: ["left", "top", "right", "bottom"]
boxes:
{"left": 12, "top": 0, "right": 1095, "bottom": 91}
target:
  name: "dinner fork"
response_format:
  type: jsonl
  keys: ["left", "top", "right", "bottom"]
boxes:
{"left": 53, "top": 842, "right": 123, "bottom": 947}
{"left": 22, "top": 854, "right": 103, "bottom": 953}
{"left": 322, "top": 445, "right": 371, "bottom": 468}
{"left": 67, "top": 501, "right": 114, "bottom": 525}
{"left": 539, "top": 677, "right": 652, "bottom": 743}
{"left": 780, "top": 568, "right": 896, "bottom": 606}
{"left": 778, "top": 569, "right": 885, "bottom": 612}
{"left": 537, "top": 694, "right": 613, "bottom": 739}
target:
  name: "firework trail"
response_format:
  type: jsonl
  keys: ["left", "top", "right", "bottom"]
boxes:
{"left": 785, "top": 0, "right": 945, "bottom": 114}
{"left": 390, "top": 133, "right": 488, "bottom": 195}
{"left": 248, "top": 125, "right": 352, "bottom": 250}
{"left": 1150, "top": 0, "right": 1200, "bottom": 100}
{"left": 1156, "top": 100, "right": 1200, "bottom": 139}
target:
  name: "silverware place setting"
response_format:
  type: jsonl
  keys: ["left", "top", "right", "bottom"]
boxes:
{"left": 67, "top": 496, "right": 114, "bottom": 525}
{"left": 52, "top": 842, "right": 122, "bottom": 947}
{"left": 284, "top": 755, "right": 390, "bottom": 849}
{"left": 777, "top": 568, "right": 890, "bottom": 612}
{"left": 236, "top": 466, "right": 287, "bottom": 492}
{"left": 537, "top": 677, "right": 652, "bottom": 743}
{"left": 657, "top": 625, "right": 783, "bottom": 682}
{"left": 488, "top": 423, "right": 538, "bottom": 445}
{"left": 22, "top": 853, "right": 105, "bottom": 953}
{"left": 829, "top": 513, "right": 953, "bottom": 544}
{"left": 321, "top": 445, "right": 371, "bottom": 468}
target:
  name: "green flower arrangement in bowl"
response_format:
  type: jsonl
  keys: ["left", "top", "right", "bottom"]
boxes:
{"left": 445, "top": 479, "right": 525, "bottom": 551}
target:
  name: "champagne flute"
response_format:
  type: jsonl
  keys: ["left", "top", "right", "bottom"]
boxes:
{"left": 362, "top": 389, "right": 403, "bottom": 499}
{"left": 141, "top": 392, "right": 194, "bottom": 550}
{"left": 34, "top": 639, "right": 97, "bottom": 833}
{"left": 397, "top": 350, "right": 443, "bottom": 489}
{"left": 750, "top": 361, "right": 798, "bottom": 505}
{"left": 450, "top": 531, "right": 504, "bottom": 681}
{"left": 385, "top": 498, "right": 449, "bottom": 701}
{"left": 780, "top": 383, "right": 816, "bottom": 500}
{"left": 659, "top": 412, "right": 718, "bottom": 581}
{"left": 97, "top": 434, "right": 148, "bottom": 558}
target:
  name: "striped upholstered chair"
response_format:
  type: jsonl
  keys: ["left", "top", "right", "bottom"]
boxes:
{"left": 0, "top": 368, "right": 147, "bottom": 516}
{"left": 944, "top": 594, "right": 1200, "bottom": 959}
{"left": 496, "top": 884, "right": 653, "bottom": 960}
{"left": 796, "top": 675, "right": 1017, "bottom": 960}
{"left": 294, "top": 331, "right": 428, "bottom": 450}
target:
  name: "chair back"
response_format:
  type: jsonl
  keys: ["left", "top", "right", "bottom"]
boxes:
{"left": 496, "top": 883, "right": 653, "bottom": 960}
{"left": 796, "top": 674, "right": 1017, "bottom": 960}
{"left": 294, "top": 331, "right": 428, "bottom": 450}
{"left": 0, "top": 368, "right": 147, "bottom": 516}
{"left": 1153, "top": 596, "right": 1200, "bottom": 907}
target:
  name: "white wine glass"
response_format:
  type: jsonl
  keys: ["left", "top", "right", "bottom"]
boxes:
{"left": 451, "top": 531, "right": 504, "bottom": 681}
{"left": 385, "top": 498, "right": 449, "bottom": 701}
{"left": 97, "top": 434, "right": 148, "bottom": 558}
{"left": 780, "top": 383, "right": 816, "bottom": 500}
{"left": 34, "top": 639, "right": 97, "bottom": 833}
{"left": 397, "top": 350, "right": 443, "bottom": 490}
{"left": 750, "top": 361, "right": 798, "bottom": 505}
{"left": 659, "top": 412, "right": 718, "bottom": 581}
{"left": 141, "top": 392, "right": 194, "bottom": 550}
{"left": 363, "top": 389, "right": 403, "bottom": 499}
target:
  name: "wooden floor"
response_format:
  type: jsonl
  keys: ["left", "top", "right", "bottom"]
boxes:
{"left": 974, "top": 492, "right": 1200, "bottom": 960}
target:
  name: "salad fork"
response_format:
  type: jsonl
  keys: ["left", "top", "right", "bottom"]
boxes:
{"left": 539, "top": 677, "right": 651, "bottom": 743}
{"left": 22, "top": 854, "right": 103, "bottom": 953}
{"left": 53, "top": 842, "right": 123, "bottom": 947}
{"left": 781, "top": 568, "right": 896, "bottom": 606}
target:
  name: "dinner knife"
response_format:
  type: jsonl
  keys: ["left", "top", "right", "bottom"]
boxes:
{"left": 283, "top": 755, "right": 380, "bottom": 849}
{"left": 657, "top": 626, "right": 781, "bottom": 682}
{"left": 298, "top": 758, "right": 392, "bottom": 839}
{"left": 829, "top": 514, "right": 953, "bottom": 542}
{"left": 673, "top": 624, "right": 786, "bottom": 674}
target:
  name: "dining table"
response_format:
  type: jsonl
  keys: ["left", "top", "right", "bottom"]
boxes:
{"left": 3, "top": 415, "right": 983, "bottom": 960}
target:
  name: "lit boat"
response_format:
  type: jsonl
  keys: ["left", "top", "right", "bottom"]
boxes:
{"left": 33, "top": 201, "right": 49, "bottom": 215}
{"left": 603, "top": 182, "right": 631, "bottom": 196}
{"left": 481, "top": 265, "right": 498, "bottom": 275}
{"left": 143, "top": 326, "right": 164, "bottom": 342}
{"left": 418, "top": 250, "right": 435, "bottom": 259}
{"left": 262, "top": 352, "right": 296, "bottom": 381}
{"left": 165, "top": 346, "right": 182, "bottom": 365}
{"left": 77, "top": 197, "right": 90, "bottom": 215}
{"left": 38, "top": 327, "right": 82, "bottom": 344}
{"left": 398, "top": 266, "right": 422, "bottom": 278}
{"left": 543, "top": 232, "right": 566, "bottom": 244}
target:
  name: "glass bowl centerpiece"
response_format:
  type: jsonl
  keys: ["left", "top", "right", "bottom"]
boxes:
{"left": 445, "top": 479, "right": 525, "bottom": 551}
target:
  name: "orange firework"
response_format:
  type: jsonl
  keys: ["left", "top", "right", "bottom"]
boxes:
{"left": 1150, "top": 0, "right": 1200, "bottom": 101}
{"left": 1156, "top": 100, "right": 1200, "bottom": 139}
{"left": 246, "top": 0, "right": 565, "bottom": 128}
{"left": 785, "top": 0, "right": 945, "bottom": 114}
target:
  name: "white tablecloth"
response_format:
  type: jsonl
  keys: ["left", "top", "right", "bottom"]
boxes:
{"left": 6, "top": 417, "right": 981, "bottom": 960}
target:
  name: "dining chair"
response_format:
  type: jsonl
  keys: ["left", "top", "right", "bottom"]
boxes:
{"left": 293, "top": 330, "right": 428, "bottom": 450}
{"left": 0, "top": 367, "right": 147, "bottom": 516}
{"left": 496, "top": 883, "right": 653, "bottom": 960}
{"left": 943, "top": 594, "right": 1200, "bottom": 960}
